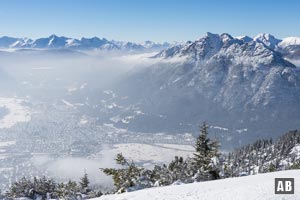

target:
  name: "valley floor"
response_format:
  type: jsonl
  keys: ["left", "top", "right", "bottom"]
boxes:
{"left": 96, "top": 170, "right": 300, "bottom": 200}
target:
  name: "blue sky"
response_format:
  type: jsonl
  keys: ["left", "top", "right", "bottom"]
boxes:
{"left": 0, "top": 0, "right": 299, "bottom": 42}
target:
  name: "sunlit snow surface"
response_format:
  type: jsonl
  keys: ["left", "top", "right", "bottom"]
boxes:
{"left": 97, "top": 170, "right": 300, "bottom": 200}
{"left": 0, "top": 97, "right": 31, "bottom": 129}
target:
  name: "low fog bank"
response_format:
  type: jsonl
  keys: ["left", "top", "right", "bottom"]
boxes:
{"left": 0, "top": 49, "right": 163, "bottom": 190}
{"left": 0, "top": 49, "right": 160, "bottom": 98}
{"left": 30, "top": 148, "right": 119, "bottom": 189}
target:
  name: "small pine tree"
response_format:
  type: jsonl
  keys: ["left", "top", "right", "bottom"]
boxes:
{"left": 268, "top": 163, "right": 276, "bottom": 172}
{"left": 289, "top": 161, "right": 300, "bottom": 170}
{"left": 166, "top": 156, "right": 194, "bottom": 184}
{"left": 222, "top": 163, "right": 231, "bottom": 178}
{"left": 151, "top": 164, "right": 172, "bottom": 186}
{"left": 193, "top": 122, "right": 211, "bottom": 169}
{"left": 192, "top": 122, "right": 220, "bottom": 181}
{"left": 101, "top": 153, "right": 143, "bottom": 193}
{"left": 79, "top": 171, "right": 90, "bottom": 193}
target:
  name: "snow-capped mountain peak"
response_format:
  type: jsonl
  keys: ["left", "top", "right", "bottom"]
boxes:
{"left": 155, "top": 32, "right": 281, "bottom": 64}
{"left": 253, "top": 33, "right": 282, "bottom": 49}
{"left": 173, "top": 32, "right": 226, "bottom": 60}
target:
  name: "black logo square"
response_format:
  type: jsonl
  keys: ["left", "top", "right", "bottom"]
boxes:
{"left": 275, "top": 178, "right": 294, "bottom": 194}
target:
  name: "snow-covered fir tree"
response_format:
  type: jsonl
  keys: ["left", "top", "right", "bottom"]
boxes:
{"left": 192, "top": 122, "right": 221, "bottom": 181}
{"left": 102, "top": 153, "right": 147, "bottom": 193}
{"left": 80, "top": 171, "right": 90, "bottom": 194}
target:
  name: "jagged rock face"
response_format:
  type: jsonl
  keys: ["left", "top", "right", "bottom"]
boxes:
{"left": 118, "top": 33, "right": 300, "bottom": 146}
{"left": 243, "top": 33, "right": 300, "bottom": 60}
{"left": 151, "top": 33, "right": 299, "bottom": 111}
{"left": 253, "top": 33, "right": 282, "bottom": 50}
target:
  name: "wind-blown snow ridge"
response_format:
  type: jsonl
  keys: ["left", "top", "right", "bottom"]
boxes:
{"left": 97, "top": 170, "right": 300, "bottom": 200}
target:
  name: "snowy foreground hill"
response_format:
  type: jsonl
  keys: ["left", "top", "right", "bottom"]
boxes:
{"left": 97, "top": 170, "right": 300, "bottom": 200}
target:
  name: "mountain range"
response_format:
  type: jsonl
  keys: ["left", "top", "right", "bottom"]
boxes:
{"left": 155, "top": 32, "right": 300, "bottom": 60}
{"left": 0, "top": 34, "right": 171, "bottom": 51}
{"left": 1, "top": 33, "right": 299, "bottom": 58}
{"left": 110, "top": 32, "right": 300, "bottom": 148}
{"left": 1, "top": 32, "right": 300, "bottom": 148}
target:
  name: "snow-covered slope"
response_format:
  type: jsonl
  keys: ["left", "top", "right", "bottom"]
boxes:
{"left": 97, "top": 170, "right": 300, "bottom": 200}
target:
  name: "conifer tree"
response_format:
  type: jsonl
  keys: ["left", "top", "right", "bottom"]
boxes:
{"left": 192, "top": 122, "right": 220, "bottom": 181}
{"left": 79, "top": 171, "right": 90, "bottom": 192}
{"left": 193, "top": 122, "right": 211, "bottom": 169}
{"left": 268, "top": 163, "right": 276, "bottom": 172}
{"left": 101, "top": 153, "right": 143, "bottom": 193}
